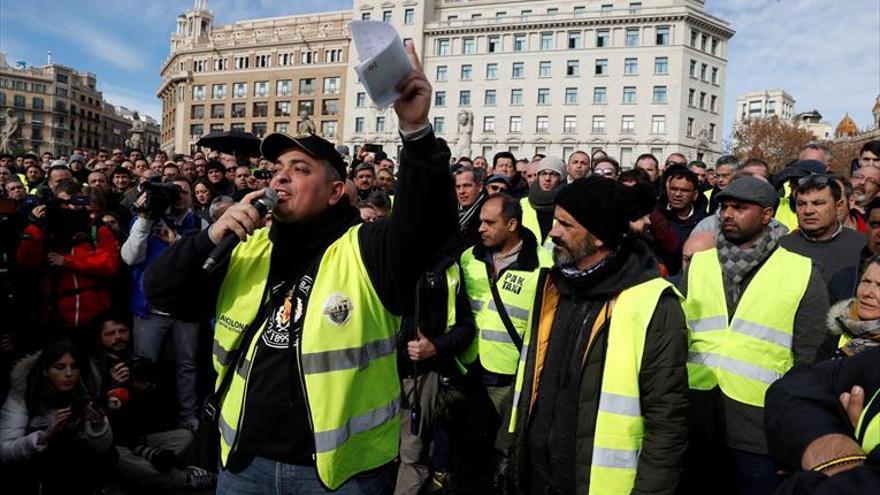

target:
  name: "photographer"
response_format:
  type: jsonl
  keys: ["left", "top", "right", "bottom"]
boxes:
{"left": 0, "top": 339, "right": 115, "bottom": 494}
{"left": 91, "top": 310, "right": 216, "bottom": 491}
{"left": 121, "top": 177, "right": 207, "bottom": 431}
{"left": 16, "top": 179, "right": 121, "bottom": 336}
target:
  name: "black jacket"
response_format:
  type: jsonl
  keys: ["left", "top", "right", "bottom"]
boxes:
{"left": 511, "top": 240, "right": 689, "bottom": 495}
{"left": 766, "top": 347, "right": 880, "bottom": 494}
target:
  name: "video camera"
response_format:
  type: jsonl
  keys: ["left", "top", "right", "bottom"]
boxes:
{"left": 138, "top": 178, "right": 180, "bottom": 220}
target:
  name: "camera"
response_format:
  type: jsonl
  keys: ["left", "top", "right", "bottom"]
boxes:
{"left": 254, "top": 169, "right": 272, "bottom": 180}
{"left": 112, "top": 355, "right": 158, "bottom": 392}
{"left": 139, "top": 178, "right": 181, "bottom": 220}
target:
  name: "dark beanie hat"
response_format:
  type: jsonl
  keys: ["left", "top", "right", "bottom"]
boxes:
{"left": 555, "top": 176, "right": 656, "bottom": 249}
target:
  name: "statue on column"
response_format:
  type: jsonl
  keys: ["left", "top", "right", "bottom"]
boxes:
{"left": 298, "top": 109, "right": 316, "bottom": 135}
{"left": 0, "top": 109, "right": 20, "bottom": 153}
{"left": 126, "top": 113, "right": 146, "bottom": 150}
{"left": 454, "top": 109, "right": 474, "bottom": 159}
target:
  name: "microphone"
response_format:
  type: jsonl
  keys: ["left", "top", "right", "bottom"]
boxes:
{"left": 202, "top": 188, "right": 278, "bottom": 274}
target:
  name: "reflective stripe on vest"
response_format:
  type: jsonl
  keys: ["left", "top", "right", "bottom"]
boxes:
{"left": 460, "top": 246, "right": 542, "bottom": 375}
{"left": 213, "top": 225, "right": 402, "bottom": 490}
{"left": 857, "top": 388, "right": 880, "bottom": 454}
{"left": 684, "top": 247, "right": 810, "bottom": 407}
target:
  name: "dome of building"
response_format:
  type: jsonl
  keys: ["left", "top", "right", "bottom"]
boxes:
{"left": 835, "top": 113, "right": 859, "bottom": 138}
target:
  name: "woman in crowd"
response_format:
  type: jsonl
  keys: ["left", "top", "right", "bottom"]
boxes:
{"left": 192, "top": 178, "right": 214, "bottom": 224}
{"left": 0, "top": 339, "right": 115, "bottom": 493}
{"left": 827, "top": 253, "right": 880, "bottom": 358}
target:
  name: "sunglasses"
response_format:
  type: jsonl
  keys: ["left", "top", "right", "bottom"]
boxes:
{"left": 798, "top": 175, "right": 831, "bottom": 187}
{"left": 666, "top": 161, "right": 687, "bottom": 167}
{"left": 593, "top": 169, "right": 615, "bottom": 177}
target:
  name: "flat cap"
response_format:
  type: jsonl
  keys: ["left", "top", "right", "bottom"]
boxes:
{"left": 261, "top": 132, "right": 346, "bottom": 180}
{"left": 715, "top": 176, "right": 778, "bottom": 208}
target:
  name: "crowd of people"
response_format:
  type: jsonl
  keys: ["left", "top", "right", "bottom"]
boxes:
{"left": 1, "top": 43, "right": 879, "bottom": 495}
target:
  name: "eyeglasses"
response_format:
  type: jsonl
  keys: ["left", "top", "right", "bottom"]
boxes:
{"left": 487, "top": 184, "right": 508, "bottom": 193}
{"left": 666, "top": 161, "right": 687, "bottom": 168}
{"left": 593, "top": 169, "right": 615, "bottom": 177}
{"left": 798, "top": 175, "right": 831, "bottom": 187}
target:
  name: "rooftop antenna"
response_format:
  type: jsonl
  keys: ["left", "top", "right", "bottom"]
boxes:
{"left": 47, "top": 50, "right": 52, "bottom": 65}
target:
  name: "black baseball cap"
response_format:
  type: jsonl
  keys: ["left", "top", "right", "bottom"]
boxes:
{"left": 260, "top": 132, "right": 346, "bottom": 180}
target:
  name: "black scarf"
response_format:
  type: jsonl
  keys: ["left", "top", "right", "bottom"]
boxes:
{"left": 528, "top": 180, "right": 564, "bottom": 213}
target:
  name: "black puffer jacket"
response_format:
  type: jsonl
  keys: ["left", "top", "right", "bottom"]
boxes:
{"left": 510, "top": 240, "right": 689, "bottom": 495}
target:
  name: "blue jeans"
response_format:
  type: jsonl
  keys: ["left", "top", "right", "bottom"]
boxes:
{"left": 729, "top": 449, "right": 783, "bottom": 495}
{"left": 133, "top": 313, "right": 199, "bottom": 423}
{"left": 217, "top": 456, "right": 391, "bottom": 495}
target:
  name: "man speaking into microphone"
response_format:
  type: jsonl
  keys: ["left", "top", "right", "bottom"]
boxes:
{"left": 143, "top": 42, "right": 455, "bottom": 494}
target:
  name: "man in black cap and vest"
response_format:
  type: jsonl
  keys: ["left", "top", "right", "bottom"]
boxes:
{"left": 508, "top": 176, "right": 689, "bottom": 495}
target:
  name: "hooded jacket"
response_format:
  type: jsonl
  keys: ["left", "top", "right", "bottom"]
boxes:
{"left": 0, "top": 352, "right": 112, "bottom": 463}
{"left": 510, "top": 240, "right": 689, "bottom": 495}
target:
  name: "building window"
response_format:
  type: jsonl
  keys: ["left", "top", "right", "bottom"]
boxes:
{"left": 711, "top": 38, "right": 719, "bottom": 55}
{"left": 512, "top": 62, "right": 525, "bottom": 78}
{"left": 700, "top": 63, "right": 708, "bottom": 81}
{"left": 520, "top": 9, "right": 532, "bottom": 20}
{"left": 625, "top": 28, "right": 640, "bottom": 47}
{"left": 595, "top": 59, "right": 608, "bottom": 75}
{"left": 190, "top": 105, "right": 204, "bottom": 119}
{"left": 252, "top": 122, "right": 267, "bottom": 137}
{"left": 592, "top": 115, "right": 606, "bottom": 133}
{"left": 433, "top": 117, "right": 444, "bottom": 134}
{"left": 563, "top": 115, "right": 577, "bottom": 133}
{"left": 278, "top": 53, "right": 293, "bottom": 66}
{"left": 593, "top": 87, "right": 607, "bottom": 104}
{"left": 539, "top": 61, "right": 551, "bottom": 78}
{"left": 537, "top": 88, "right": 550, "bottom": 105}
{"left": 568, "top": 32, "right": 582, "bottom": 49}
{"left": 230, "top": 123, "right": 245, "bottom": 132}
{"left": 486, "top": 63, "right": 498, "bottom": 79}
{"left": 300, "top": 50, "right": 318, "bottom": 64}
{"left": 622, "top": 87, "right": 636, "bottom": 104}
{"left": 574, "top": 6, "right": 586, "bottom": 17}
{"left": 483, "top": 116, "right": 495, "bottom": 132}
{"left": 321, "top": 99, "right": 339, "bottom": 116}
{"left": 547, "top": 7, "right": 558, "bottom": 16}
{"left": 437, "top": 39, "right": 450, "bottom": 56}
{"left": 253, "top": 81, "right": 268, "bottom": 98}
{"left": 299, "top": 78, "right": 315, "bottom": 95}
{"left": 234, "top": 56, "right": 249, "bottom": 69}
{"left": 629, "top": 1, "right": 642, "bottom": 13}
{"left": 321, "top": 121, "right": 337, "bottom": 138}
{"left": 459, "top": 90, "right": 471, "bottom": 106}
{"left": 564, "top": 88, "right": 578, "bottom": 104}
{"left": 382, "top": 10, "right": 392, "bottom": 23}
{"left": 361, "top": 12, "right": 371, "bottom": 20}
{"left": 536, "top": 116, "right": 549, "bottom": 134}
{"left": 699, "top": 92, "right": 706, "bottom": 109}
{"left": 193, "top": 60, "right": 206, "bottom": 72}
{"left": 376, "top": 117, "right": 386, "bottom": 132}
{"left": 689, "top": 59, "right": 697, "bottom": 77}
{"left": 436, "top": 66, "right": 448, "bottom": 81}
{"left": 688, "top": 89, "right": 696, "bottom": 106}
{"left": 461, "top": 64, "right": 473, "bottom": 80}
{"left": 231, "top": 102, "right": 246, "bottom": 118}
{"left": 566, "top": 60, "right": 579, "bottom": 76}
{"left": 233, "top": 82, "right": 247, "bottom": 99}
{"left": 509, "top": 116, "right": 522, "bottom": 133}
{"left": 211, "top": 104, "right": 225, "bottom": 119}
{"left": 355, "top": 117, "right": 365, "bottom": 133}
{"left": 596, "top": 30, "right": 610, "bottom": 48}
{"left": 621, "top": 115, "right": 635, "bottom": 133}
{"left": 404, "top": 8, "right": 415, "bottom": 25}
{"left": 56, "top": 74, "right": 68, "bottom": 84}
{"left": 510, "top": 89, "right": 523, "bottom": 105}
{"left": 356, "top": 92, "right": 366, "bottom": 107}
{"left": 463, "top": 38, "right": 476, "bottom": 55}
{"left": 711, "top": 67, "right": 719, "bottom": 84}
{"left": 192, "top": 85, "right": 205, "bottom": 101}
{"left": 653, "top": 86, "right": 668, "bottom": 104}
{"left": 701, "top": 34, "right": 708, "bottom": 51}
{"left": 710, "top": 95, "right": 718, "bottom": 112}
{"left": 485, "top": 90, "right": 497, "bottom": 106}
{"left": 624, "top": 58, "right": 638, "bottom": 75}
{"left": 435, "top": 91, "right": 446, "bottom": 106}
{"left": 323, "top": 77, "right": 341, "bottom": 94}
{"left": 275, "top": 101, "right": 291, "bottom": 117}
{"left": 275, "top": 122, "right": 289, "bottom": 133}
{"left": 656, "top": 26, "right": 670, "bottom": 45}
{"left": 654, "top": 57, "right": 669, "bottom": 74}
{"left": 190, "top": 124, "right": 203, "bottom": 137}
{"left": 276, "top": 80, "right": 291, "bottom": 97}
{"left": 691, "top": 30, "right": 699, "bottom": 47}
{"left": 252, "top": 102, "right": 268, "bottom": 117}
{"left": 32, "top": 97, "right": 44, "bottom": 110}
{"left": 686, "top": 117, "right": 694, "bottom": 137}
{"left": 514, "top": 34, "right": 527, "bottom": 52}
{"left": 255, "top": 54, "right": 270, "bottom": 68}
{"left": 652, "top": 115, "right": 666, "bottom": 134}
{"left": 488, "top": 36, "right": 501, "bottom": 53}
{"left": 709, "top": 123, "right": 717, "bottom": 141}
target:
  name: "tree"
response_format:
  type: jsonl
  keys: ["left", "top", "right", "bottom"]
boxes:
{"left": 731, "top": 116, "right": 816, "bottom": 173}
{"left": 827, "top": 140, "right": 863, "bottom": 175}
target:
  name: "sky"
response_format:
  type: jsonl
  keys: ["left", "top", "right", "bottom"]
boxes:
{"left": 1, "top": 0, "right": 878, "bottom": 141}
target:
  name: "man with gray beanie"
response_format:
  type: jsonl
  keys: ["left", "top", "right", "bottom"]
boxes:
{"left": 520, "top": 155, "right": 566, "bottom": 247}
{"left": 679, "top": 176, "right": 829, "bottom": 495}
{"left": 507, "top": 176, "right": 689, "bottom": 495}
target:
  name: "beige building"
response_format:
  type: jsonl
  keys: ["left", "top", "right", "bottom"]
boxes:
{"left": 734, "top": 89, "right": 795, "bottom": 123}
{"left": 344, "top": 0, "right": 734, "bottom": 165}
{"left": 158, "top": 0, "right": 350, "bottom": 154}
{"left": 793, "top": 109, "right": 833, "bottom": 141}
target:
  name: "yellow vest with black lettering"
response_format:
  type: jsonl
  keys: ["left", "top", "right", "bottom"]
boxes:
{"left": 857, "top": 388, "right": 880, "bottom": 454}
{"left": 213, "top": 225, "right": 401, "bottom": 490}
{"left": 509, "top": 278, "right": 679, "bottom": 494}
{"left": 685, "top": 247, "right": 810, "bottom": 407}
{"left": 460, "top": 247, "right": 542, "bottom": 375}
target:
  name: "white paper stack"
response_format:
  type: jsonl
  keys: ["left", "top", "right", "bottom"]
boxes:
{"left": 351, "top": 21, "right": 414, "bottom": 107}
